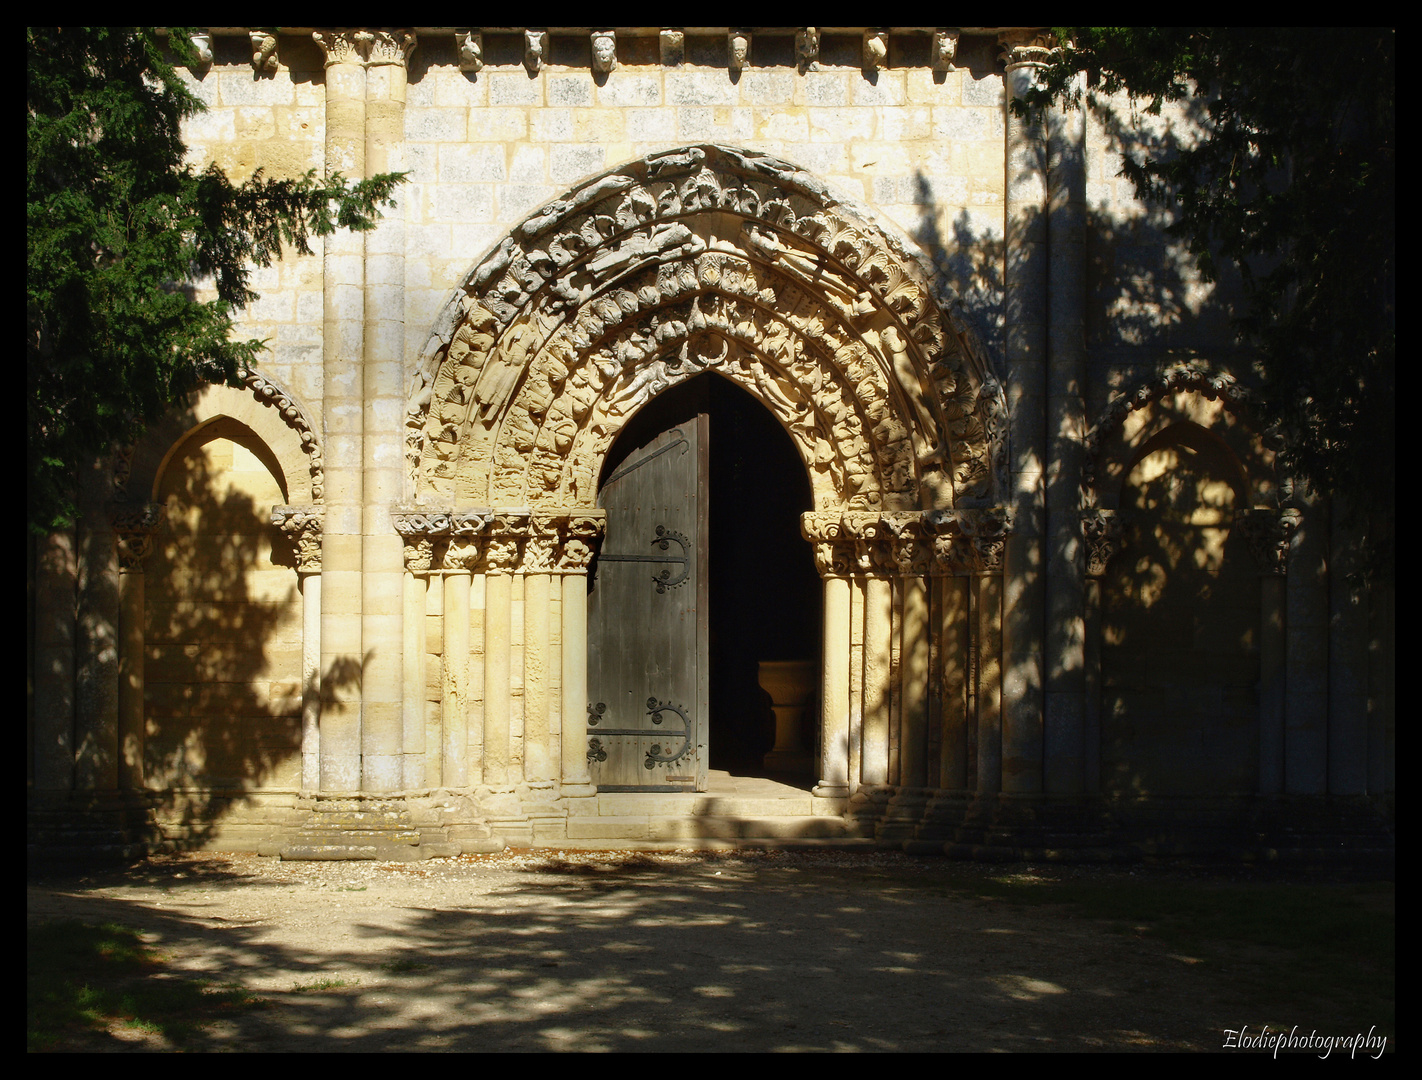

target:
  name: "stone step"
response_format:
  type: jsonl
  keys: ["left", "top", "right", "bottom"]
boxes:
{"left": 565, "top": 814, "right": 856, "bottom": 841}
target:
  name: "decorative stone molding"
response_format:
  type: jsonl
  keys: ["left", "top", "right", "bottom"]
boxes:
{"left": 1083, "top": 365, "right": 1255, "bottom": 503}
{"left": 250, "top": 31, "right": 278, "bottom": 73}
{"left": 931, "top": 29, "right": 959, "bottom": 72}
{"left": 591, "top": 30, "right": 617, "bottom": 74}
{"left": 392, "top": 508, "right": 603, "bottom": 574}
{"left": 243, "top": 369, "right": 325, "bottom": 503}
{"left": 1081, "top": 509, "right": 1123, "bottom": 578}
{"left": 367, "top": 29, "right": 416, "bottom": 67}
{"left": 863, "top": 30, "right": 889, "bottom": 72}
{"left": 796, "top": 28, "right": 820, "bottom": 72}
{"left": 406, "top": 146, "right": 1005, "bottom": 518}
{"left": 524, "top": 30, "right": 549, "bottom": 76}
{"left": 456, "top": 30, "right": 483, "bottom": 72}
{"left": 272, "top": 504, "right": 323, "bottom": 572}
{"left": 112, "top": 503, "right": 164, "bottom": 571}
{"left": 1235, "top": 508, "right": 1301, "bottom": 576}
{"left": 999, "top": 30, "right": 1058, "bottom": 71}
{"left": 801, "top": 511, "right": 910, "bottom": 577}
{"left": 659, "top": 29, "right": 685, "bottom": 67}
{"left": 727, "top": 30, "right": 750, "bottom": 72}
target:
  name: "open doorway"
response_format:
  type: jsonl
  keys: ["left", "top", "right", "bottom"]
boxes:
{"left": 596, "top": 373, "right": 820, "bottom": 786}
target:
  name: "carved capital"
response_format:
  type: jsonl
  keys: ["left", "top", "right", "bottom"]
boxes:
{"left": 591, "top": 30, "right": 617, "bottom": 74}
{"left": 455, "top": 30, "right": 483, "bottom": 72}
{"left": 484, "top": 514, "right": 527, "bottom": 574}
{"left": 1235, "top": 508, "right": 1301, "bottom": 576}
{"left": 555, "top": 511, "right": 607, "bottom": 573}
{"left": 392, "top": 508, "right": 491, "bottom": 572}
{"left": 524, "top": 30, "right": 549, "bottom": 76}
{"left": 1082, "top": 509, "right": 1123, "bottom": 578}
{"left": 882, "top": 511, "right": 930, "bottom": 576}
{"left": 999, "top": 30, "right": 1058, "bottom": 72}
{"left": 659, "top": 29, "right": 685, "bottom": 67}
{"left": 801, "top": 511, "right": 898, "bottom": 576}
{"left": 796, "top": 27, "right": 820, "bottom": 72}
{"left": 932, "top": 30, "right": 959, "bottom": 72}
{"left": 863, "top": 30, "right": 889, "bottom": 72}
{"left": 113, "top": 503, "right": 164, "bottom": 572}
{"left": 367, "top": 29, "right": 416, "bottom": 67}
{"left": 403, "top": 537, "right": 435, "bottom": 572}
{"left": 272, "top": 504, "right": 323, "bottom": 572}
{"left": 250, "top": 31, "right": 279, "bottom": 73}
{"left": 727, "top": 30, "right": 750, "bottom": 72}
{"left": 921, "top": 510, "right": 971, "bottom": 576}
{"left": 945, "top": 507, "right": 1013, "bottom": 574}
{"left": 312, "top": 29, "right": 372, "bottom": 67}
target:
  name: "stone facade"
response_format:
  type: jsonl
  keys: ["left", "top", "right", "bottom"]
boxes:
{"left": 27, "top": 28, "right": 1394, "bottom": 860}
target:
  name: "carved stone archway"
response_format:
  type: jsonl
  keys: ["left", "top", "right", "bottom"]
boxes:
{"left": 407, "top": 145, "right": 1004, "bottom": 514}
{"left": 399, "top": 147, "right": 1010, "bottom": 815}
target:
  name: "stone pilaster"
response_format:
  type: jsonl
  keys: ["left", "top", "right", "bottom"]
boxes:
{"left": 112, "top": 503, "right": 162, "bottom": 791}
{"left": 1000, "top": 30, "right": 1053, "bottom": 796}
{"left": 275, "top": 505, "right": 324, "bottom": 793}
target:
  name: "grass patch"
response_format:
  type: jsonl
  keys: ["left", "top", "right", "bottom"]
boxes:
{"left": 292, "top": 976, "right": 359, "bottom": 992}
{"left": 28, "top": 921, "right": 263, "bottom": 1052}
{"left": 954, "top": 875, "right": 1395, "bottom": 1037}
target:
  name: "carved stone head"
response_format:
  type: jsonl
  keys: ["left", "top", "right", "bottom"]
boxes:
{"left": 591, "top": 31, "right": 617, "bottom": 73}
{"left": 728, "top": 32, "right": 750, "bottom": 71}
{"left": 796, "top": 27, "right": 820, "bottom": 69}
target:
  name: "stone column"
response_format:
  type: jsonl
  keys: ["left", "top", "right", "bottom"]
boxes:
{"left": 313, "top": 29, "right": 368, "bottom": 794}
{"left": 558, "top": 513, "right": 604, "bottom": 797}
{"left": 925, "top": 513, "right": 973, "bottom": 790}
{"left": 1000, "top": 32, "right": 1053, "bottom": 796}
{"left": 802, "top": 512, "right": 854, "bottom": 799}
{"left": 32, "top": 529, "right": 78, "bottom": 793}
{"left": 887, "top": 514, "right": 931, "bottom": 790}
{"left": 274, "top": 506, "right": 324, "bottom": 794}
{"left": 1081, "top": 510, "right": 1122, "bottom": 794}
{"left": 75, "top": 458, "right": 120, "bottom": 792}
{"left": 964, "top": 509, "right": 1011, "bottom": 795}
{"left": 113, "top": 504, "right": 161, "bottom": 790}
{"left": 401, "top": 542, "right": 429, "bottom": 790}
{"left": 442, "top": 552, "right": 471, "bottom": 789}
{"left": 360, "top": 30, "right": 415, "bottom": 793}
{"left": 522, "top": 516, "right": 558, "bottom": 785}
{"left": 1044, "top": 71, "right": 1088, "bottom": 795}
{"left": 861, "top": 565, "right": 894, "bottom": 789}
{"left": 482, "top": 518, "right": 521, "bottom": 787}
{"left": 1238, "top": 509, "right": 1299, "bottom": 794}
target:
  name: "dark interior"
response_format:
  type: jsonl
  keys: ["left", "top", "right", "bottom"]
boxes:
{"left": 598, "top": 372, "right": 820, "bottom": 779}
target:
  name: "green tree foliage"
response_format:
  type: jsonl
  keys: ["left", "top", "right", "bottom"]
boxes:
{"left": 1021, "top": 28, "right": 1394, "bottom": 571}
{"left": 27, "top": 27, "right": 404, "bottom": 532}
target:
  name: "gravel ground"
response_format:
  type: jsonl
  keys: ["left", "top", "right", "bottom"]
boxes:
{"left": 27, "top": 849, "right": 1350, "bottom": 1052}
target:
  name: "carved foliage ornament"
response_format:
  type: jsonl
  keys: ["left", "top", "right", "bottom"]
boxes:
{"left": 393, "top": 509, "right": 605, "bottom": 574}
{"left": 113, "top": 503, "right": 165, "bottom": 571}
{"left": 407, "top": 146, "right": 1003, "bottom": 516}
{"left": 272, "top": 505, "right": 323, "bottom": 572}
{"left": 313, "top": 29, "right": 415, "bottom": 68}
{"left": 800, "top": 508, "right": 1012, "bottom": 577}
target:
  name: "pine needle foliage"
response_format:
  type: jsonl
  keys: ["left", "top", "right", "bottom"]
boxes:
{"left": 1018, "top": 28, "right": 1394, "bottom": 575}
{"left": 26, "top": 27, "right": 405, "bottom": 532}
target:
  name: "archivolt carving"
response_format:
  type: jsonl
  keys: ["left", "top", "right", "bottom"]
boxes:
{"left": 1083, "top": 364, "right": 1256, "bottom": 506}
{"left": 244, "top": 370, "right": 324, "bottom": 503}
{"left": 407, "top": 146, "right": 1004, "bottom": 516}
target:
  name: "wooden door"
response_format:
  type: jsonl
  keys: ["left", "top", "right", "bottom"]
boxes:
{"left": 586, "top": 415, "right": 709, "bottom": 792}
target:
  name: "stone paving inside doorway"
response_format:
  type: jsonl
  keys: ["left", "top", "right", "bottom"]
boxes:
{"left": 25, "top": 849, "right": 1332, "bottom": 1052}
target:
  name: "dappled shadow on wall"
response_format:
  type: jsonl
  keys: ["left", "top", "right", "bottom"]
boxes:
{"left": 143, "top": 416, "right": 301, "bottom": 844}
{"left": 1102, "top": 423, "right": 1259, "bottom": 796}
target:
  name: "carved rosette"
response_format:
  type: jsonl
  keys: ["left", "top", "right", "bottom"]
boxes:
{"left": 271, "top": 505, "right": 323, "bottom": 572}
{"left": 1235, "top": 508, "right": 1301, "bottom": 576}
{"left": 112, "top": 504, "right": 164, "bottom": 572}
{"left": 1082, "top": 509, "right": 1123, "bottom": 578}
